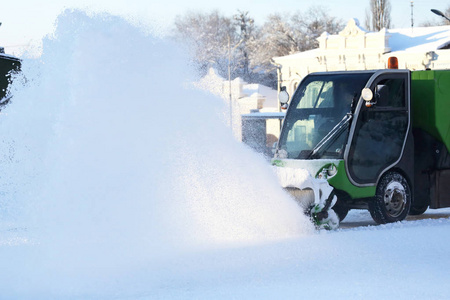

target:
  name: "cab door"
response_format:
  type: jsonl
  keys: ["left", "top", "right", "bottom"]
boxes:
{"left": 346, "top": 71, "right": 410, "bottom": 186}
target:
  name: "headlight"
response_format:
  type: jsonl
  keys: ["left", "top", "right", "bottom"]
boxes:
{"left": 317, "top": 164, "right": 338, "bottom": 179}
{"left": 327, "top": 164, "right": 337, "bottom": 177}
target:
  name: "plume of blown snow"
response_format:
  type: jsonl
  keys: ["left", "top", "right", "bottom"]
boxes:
{"left": 0, "top": 9, "right": 313, "bottom": 295}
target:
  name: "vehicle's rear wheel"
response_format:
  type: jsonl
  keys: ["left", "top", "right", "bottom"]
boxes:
{"left": 369, "top": 171, "right": 411, "bottom": 224}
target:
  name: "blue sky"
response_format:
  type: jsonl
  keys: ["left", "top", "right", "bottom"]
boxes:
{"left": 0, "top": 0, "right": 449, "bottom": 55}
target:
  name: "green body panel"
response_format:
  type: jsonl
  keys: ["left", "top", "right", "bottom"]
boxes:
{"left": 411, "top": 70, "right": 450, "bottom": 151}
{"left": 327, "top": 160, "right": 376, "bottom": 199}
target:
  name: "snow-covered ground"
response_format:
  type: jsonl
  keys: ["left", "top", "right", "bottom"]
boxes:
{"left": 1, "top": 208, "right": 449, "bottom": 299}
{"left": 0, "top": 10, "right": 449, "bottom": 299}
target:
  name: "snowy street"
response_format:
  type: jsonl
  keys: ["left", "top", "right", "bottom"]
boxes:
{"left": 1, "top": 208, "right": 449, "bottom": 299}
{"left": 341, "top": 207, "right": 450, "bottom": 228}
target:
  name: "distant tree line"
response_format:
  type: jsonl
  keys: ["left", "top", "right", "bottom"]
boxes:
{"left": 172, "top": 6, "right": 344, "bottom": 88}
{"left": 173, "top": 0, "right": 450, "bottom": 88}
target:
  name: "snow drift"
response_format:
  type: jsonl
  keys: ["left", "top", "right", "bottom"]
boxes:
{"left": 0, "top": 10, "right": 313, "bottom": 297}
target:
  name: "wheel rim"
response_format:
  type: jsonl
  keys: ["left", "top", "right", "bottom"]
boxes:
{"left": 384, "top": 180, "right": 406, "bottom": 218}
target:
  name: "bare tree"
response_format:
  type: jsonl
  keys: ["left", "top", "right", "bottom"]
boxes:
{"left": 246, "top": 14, "right": 297, "bottom": 87}
{"left": 251, "top": 14, "right": 299, "bottom": 58}
{"left": 173, "top": 10, "right": 259, "bottom": 82}
{"left": 292, "top": 6, "right": 344, "bottom": 51}
{"left": 173, "top": 11, "right": 236, "bottom": 76}
{"left": 250, "top": 7, "right": 343, "bottom": 62}
{"left": 247, "top": 7, "right": 343, "bottom": 87}
{"left": 233, "top": 11, "right": 255, "bottom": 79}
{"left": 365, "top": 0, "right": 391, "bottom": 31}
{"left": 173, "top": 7, "right": 344, "bottom": 87}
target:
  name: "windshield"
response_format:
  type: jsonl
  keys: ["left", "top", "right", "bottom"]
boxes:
{"left": 278, "top": 72, "right": 373, "bottom": 159}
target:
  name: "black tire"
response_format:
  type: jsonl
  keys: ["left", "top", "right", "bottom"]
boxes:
{"left": 409, "top": 205, "right": 428, "bottom": 216}
{"left": 369, "top": 171, "right": 411, "bottom": 224}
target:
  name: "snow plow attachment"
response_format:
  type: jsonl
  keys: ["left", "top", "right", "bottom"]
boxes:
{"left": 274, "top": 167, "right": 340, "bottom": 230}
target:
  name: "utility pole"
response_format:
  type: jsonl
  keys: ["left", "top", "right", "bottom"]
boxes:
{"left": 227, "top": 35, "right": 243, "bottom": 131}
{"left": 410, "top": 1, "right": 414, "bottom": 29}
{"left": 228, "top": 35, "right": 233, "bottom": 129}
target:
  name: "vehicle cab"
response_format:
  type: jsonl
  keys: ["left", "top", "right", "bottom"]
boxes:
{"left": 273, "top": 68, "right": 414, "bottom": 224}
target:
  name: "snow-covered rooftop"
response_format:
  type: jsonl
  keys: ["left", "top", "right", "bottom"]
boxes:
{"left": 274, "top": 20, "right": 450, "bottom": 61}
{"left": 388, "top": 25, "right": 450, "bottom": 52}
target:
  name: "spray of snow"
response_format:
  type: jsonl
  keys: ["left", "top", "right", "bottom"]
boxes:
{"left": 0, "top": 10, "right": 314, "bottom": 297}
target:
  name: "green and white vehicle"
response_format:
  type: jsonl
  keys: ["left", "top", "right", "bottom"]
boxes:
{"left": 273, "top": 62, "right": 450, "bottom": 228}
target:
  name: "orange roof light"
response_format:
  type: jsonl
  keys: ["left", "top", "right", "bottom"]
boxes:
{"left": 388, "top": 56, "right": 398, "bottom": 69}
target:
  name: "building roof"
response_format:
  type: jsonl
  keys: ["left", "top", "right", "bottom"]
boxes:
{"left": 388, "top": 25, "right": 450, "bottom": 52}
{"left": 274, "top": 19, "right": 450, "bottom": 61}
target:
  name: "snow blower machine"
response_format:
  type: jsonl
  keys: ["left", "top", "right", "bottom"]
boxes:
{"left": 272, "top": 57, "right": 450, "bottom": 229}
